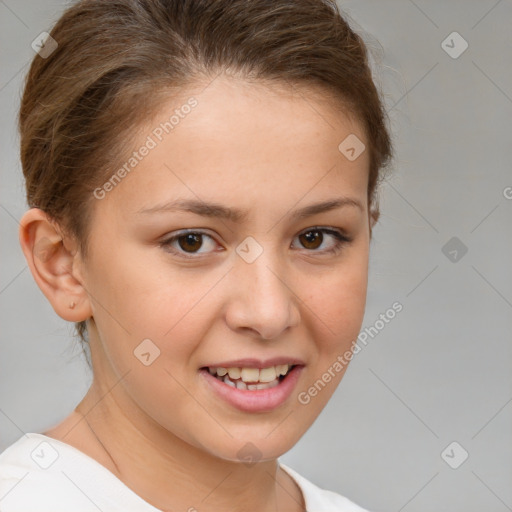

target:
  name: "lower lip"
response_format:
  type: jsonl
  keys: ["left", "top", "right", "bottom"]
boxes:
{"left": 200, "top": 366, "right": 304, "bottom": 413}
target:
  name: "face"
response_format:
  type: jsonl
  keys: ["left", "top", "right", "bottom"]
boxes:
{"left": 80, "top": 76, "right": 371, "bottom": 462}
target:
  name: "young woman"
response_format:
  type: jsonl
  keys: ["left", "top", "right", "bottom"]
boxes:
{"left": 0, "top": 0, "right": 393, "bottom": 510}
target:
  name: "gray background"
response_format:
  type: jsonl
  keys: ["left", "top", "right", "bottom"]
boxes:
{"left": 1, "top": 1, "right": 511, "bottom": 511}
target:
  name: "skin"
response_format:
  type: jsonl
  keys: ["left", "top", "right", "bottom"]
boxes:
{"left": 19, "top": 76, "right": 373, "bottom": 512}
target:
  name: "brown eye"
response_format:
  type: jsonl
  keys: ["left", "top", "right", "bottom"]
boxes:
{"left": 177, "top": 233, "right": 203, "bottom": 253}
{"left": 160, "top": 230, "right": 218, "bottom": 258}
{"left": 293, "top": 227, "right": 352, "bottom": 255}
{"left": 160, "top": 227, "right": 351, "bottom": 260}
{"left": 299, "top": 230, "right": 323, "bottom": 250}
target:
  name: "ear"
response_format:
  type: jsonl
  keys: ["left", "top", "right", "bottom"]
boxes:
{"left": 18, "top": 208, "right": 92, "bottom": 322}
{"left": 369, "top": 207, "right": 380, "bottom": 240}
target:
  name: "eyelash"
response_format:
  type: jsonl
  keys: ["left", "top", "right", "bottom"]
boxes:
{"left": 159, "top": 227, "right": 352, "bottom": 260}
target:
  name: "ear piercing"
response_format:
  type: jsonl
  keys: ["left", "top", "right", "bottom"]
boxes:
{"left": 69, "top": 301, "right": 76, "bottom": 309}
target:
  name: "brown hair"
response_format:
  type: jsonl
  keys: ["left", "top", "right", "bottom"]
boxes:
{"left": 19, "top": 0, "right": 394, "bottom": 368}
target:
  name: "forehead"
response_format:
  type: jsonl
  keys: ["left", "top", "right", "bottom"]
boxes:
{"left": 97, "top": 76, "right": 370, "bottom": 220}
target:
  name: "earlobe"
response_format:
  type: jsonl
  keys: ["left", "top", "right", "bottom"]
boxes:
{"left": 18, "top": 208, "right": 92, "bottom": 322}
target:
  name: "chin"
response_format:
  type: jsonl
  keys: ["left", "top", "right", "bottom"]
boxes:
{"left": 191, "top": 419, "right": 310, "bottom": 465}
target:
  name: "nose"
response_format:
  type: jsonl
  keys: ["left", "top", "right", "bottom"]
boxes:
{"left": 224, "top": 247, "right": 301, "bottom": 340}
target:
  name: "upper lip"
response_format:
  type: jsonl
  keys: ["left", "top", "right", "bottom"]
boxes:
{"left": 202, "top": 357, "right": 305, "bottom": 369}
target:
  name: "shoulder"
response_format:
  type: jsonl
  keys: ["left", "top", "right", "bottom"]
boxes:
{"left": 1, "top": 435, "right": 373, "bottom": 512}
{"left": 279, "top": 462, "right": 373, "bottom": 512}
{"left": 0, "top": 434, "right": 89, "bottom": 511}
{"left": 0, "top": 433, "right": 153, "bottom": 512}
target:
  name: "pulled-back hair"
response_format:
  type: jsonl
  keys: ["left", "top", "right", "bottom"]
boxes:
{"left": 19, "top": 0, "right": 394, "bottom": 365}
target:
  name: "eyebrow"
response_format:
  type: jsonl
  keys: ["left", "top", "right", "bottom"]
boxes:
{"left": 137, "top": 196, "right": 364, "bottom": 222}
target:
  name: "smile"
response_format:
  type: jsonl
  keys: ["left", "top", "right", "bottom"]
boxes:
{"left": 206, "top": 364, "right": 294, "bottom": 390}
{"left": 199, "top": 363, "right": 304, "bottom": 413}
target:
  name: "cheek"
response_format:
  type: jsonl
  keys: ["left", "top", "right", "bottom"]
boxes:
{"left": 293, "top": 257, "right": 368, "bottom": 418}
{"left": 86, "top": 242, "right": 193, "bottom": 333}
{"left": 85, "top": 243, "right": 222, "bottom": 376}
{"left": 305, "top": 254, "right": 368, "bottom": 350}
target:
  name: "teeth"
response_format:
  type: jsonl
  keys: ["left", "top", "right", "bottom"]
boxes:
{"left": 207, "top": 364, "right": 294, "bottom": 389}
{"left": 223, "top": 375, "right": 236, "bottom": 388}
{"left": 221, "top": 374, "right": 281, "bottom": 391}
{"left": 259, "top": 367, "right": 277, "bottom": 382}
{"left": 276, "top": 364, "right": 289, "bottom": 376}
{"left": 246, "top": 379, "right": 279, "bottom": 390}
{"left": 227, "top": 367, "right": 241, "bottom": 379}
{"left": 240, "top": 368, "right": 259, "bottom": 383}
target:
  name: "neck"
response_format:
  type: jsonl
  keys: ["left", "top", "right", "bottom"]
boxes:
{"left": 72, "top": 375, "right": 303, "bottom": 512}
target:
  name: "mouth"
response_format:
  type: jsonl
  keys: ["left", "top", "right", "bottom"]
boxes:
{"left": 199, "top": 362, "right": 304, "bottom": 412}
{"left": 202, "top": 364, "right": 296, "bottom": 391}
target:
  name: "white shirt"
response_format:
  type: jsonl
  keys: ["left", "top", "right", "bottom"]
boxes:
{"left": 0, "top": 433, "right": 370, "bottom": 511}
